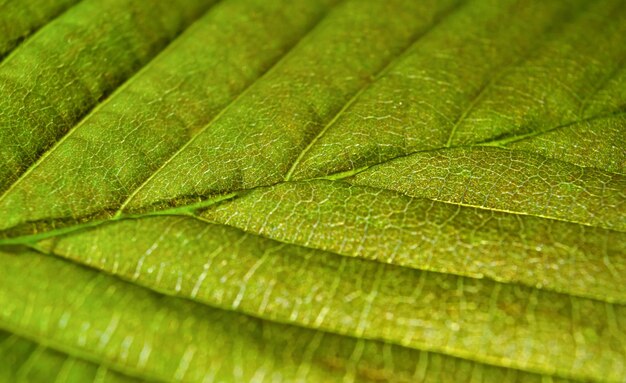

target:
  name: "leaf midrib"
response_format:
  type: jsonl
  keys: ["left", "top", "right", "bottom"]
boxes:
{"left": 1, "top": 139, "right": 623, "bottom": 245}
{"left": 1, "top": 176, "right": 622, "bottom": 307}
{"left": 480, "top": 109, "right": 626, "bottom": 148}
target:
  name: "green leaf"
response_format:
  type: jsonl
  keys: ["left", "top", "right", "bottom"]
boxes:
{"left": 0, "top": 329, "right": 144, "bottom": 383}
{"left": 0, "top": 0, "right": 624, "bottom": 382}
{"left": 0, "top": 0, "right": 80, "bottom": 58}
{"left": 0, "top": 0, "right": 219, "bottom": 192}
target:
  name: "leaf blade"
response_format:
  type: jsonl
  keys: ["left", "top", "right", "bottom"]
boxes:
{"left": 0, "top": 0, "right": 625, "bottom": 381}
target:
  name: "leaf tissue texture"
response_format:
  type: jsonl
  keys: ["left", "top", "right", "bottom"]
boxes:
{"left": 0, "top": 0, "right": 624, "bottom": 382}
{"left": 0, "top": 0, "right": 80, "bottom": 59}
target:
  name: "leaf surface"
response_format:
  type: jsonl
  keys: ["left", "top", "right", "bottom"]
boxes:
{"left": 0, "top": 0, "right": 80, "bottom": 58}
{"left": 0, "top": 0, "right": 219, "bottom": 192}
{"left": 0, "top": 0, "right": 625, "bottom": 382}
